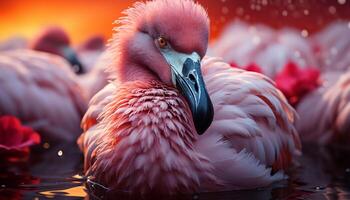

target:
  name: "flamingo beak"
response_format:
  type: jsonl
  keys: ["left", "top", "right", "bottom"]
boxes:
{"left": 60, "top": 46, "right": 85, "bottom": 74}
{"left": 161, "top": 51, "right": 213, "bottom": 135}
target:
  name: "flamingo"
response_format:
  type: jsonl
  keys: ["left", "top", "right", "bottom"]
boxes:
{"left": 0, "top": 36, "right": 27, "bottom": 52}
{"left": 78, "top": 0, "right": 301, "bottom": 194}
{"left": 0, "top": 49, "right": 87, "bottom": 143}
{"left": 296, "top": 70, "right": 350, "bottom": 145}
{"left": 209, "top": 21, "right": 317, "bottom": 78}
{"left": 311, "top": 21, "right": 350, "bottom": 72}
{"left": 76, "top": 36, "right": 110, "bottom": 99}
{"left": 76, "top": 35, "right": 105, "bottom": 72}
{"left": 29, "top": 26, "right": 85, "bottom": 74}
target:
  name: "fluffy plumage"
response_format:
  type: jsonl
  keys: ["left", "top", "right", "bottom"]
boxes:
{"left": 79, "top": 57, "right": 301, "bottom": 193}
{"left": 79, "top": 0, "right": 301, "bottom": 194}
{"left": 311, "top": 22, "right": 350, "bottom": 72}
{"left": 209, "top": 21, "right": 317, "bottom": 78}
{"left": 0, "top": 49, "right": 87, "bottom": 142}
{"left": 296, "top": 70, "right": 350, "bottom": 144}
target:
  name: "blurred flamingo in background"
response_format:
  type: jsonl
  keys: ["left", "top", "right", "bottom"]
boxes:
{"left": 29, "top": 26, "right": 85, "bottom": 74}
{"left": 75, "top": 36, "right": 110, "bottom": 99}
{"left": 0, "top": 36, "right": 27, "bottom": 52}
{"left": 294, "top": 21, "right": 350, "bottom": 145}
{"left": 211, "top": 19, "right": 350, "bottom": 145}
{"left": 0, "top": 49, "right": 87, "bottom": 143}
{"left": 78, "top": 0, "right": 301, "bottom": 194}
{"left": 30, "top": 28, "right": 110, "bottom": 99}
{"left": 296, "top": 70, "right": 350, "bottom": 145}
{"left": 77, "top": 35, "right": 106, "bottom": 72}
{"left": 311, "top": 22, "right": 350, "bottom": 72}
{"left": 209, "top": 21, "right": 317, "bottom": 78}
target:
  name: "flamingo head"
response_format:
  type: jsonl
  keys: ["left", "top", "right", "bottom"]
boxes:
{"left": 113, "top": 0, "right": 213, "bottom": 134}
{"left": 78, "top": 35, "right": 105, "bottom": 51}
{"left": 29, "top": 26, "right": 85, "bottom": 74}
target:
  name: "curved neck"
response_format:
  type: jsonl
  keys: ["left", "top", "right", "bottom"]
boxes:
{"left": 117, "top": 59, "right": 159, "bottom": 83}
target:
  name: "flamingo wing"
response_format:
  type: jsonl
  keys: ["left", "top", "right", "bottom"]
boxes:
{"left": 296, "top": 70, "right": 350, "bottom": 144}
{"left": 196, "top": 56, "right": 301, "bottom": 189}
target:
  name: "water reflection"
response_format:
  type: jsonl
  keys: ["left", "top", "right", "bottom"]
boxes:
{"left": 1, "top": 142, "right": 350, "bottom": 200}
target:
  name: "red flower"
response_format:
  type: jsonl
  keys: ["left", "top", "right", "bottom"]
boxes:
{"left": 275, "top": 62, "right": 320, "bottom": 106}
{"left": 0, "top": 116, "right": 40, "bottom": 159}
{"left": 230, "top": 62, "right": 262, "bottom": 73}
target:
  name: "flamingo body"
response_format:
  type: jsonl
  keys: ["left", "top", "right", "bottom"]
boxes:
{"left": 311, "top": 22, "right": 350, "bottom": 72}
{"left": 79, "top": 58, "right": 300, "bottom": 193}
{"left": 296, "top": 70, "right": 350, "bottom": 144}
{"left": 0, "top": 49, "right": 87, "bottom": 142}
{"left": 209, "top": 21, "right": 317, "bottom": 78}
{"left": 79, "top": 0, "right": 301, "bottom": 194}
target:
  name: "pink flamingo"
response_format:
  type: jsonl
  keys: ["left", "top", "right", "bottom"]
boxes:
{"left": 209, "top": 21, "right": 317, "bottom": 78}
{"left": 0, "top": 49, "right": 87, "bottom": 142}
{"left": 296, "top": 70, "right": 350, "bottom": 144}
{"left": 78, "top": 0, "right": 301, "bottom": 194}
{"left": 0, "top": 36, "right": 27, "bottom": 52}
{"left": 76, "top": 35, "right": 105, "bottom": 72}
{"left": 76, "top": 36, "right": 109, "bottom": 99}
{"left": 311, "top": 21, "right": 350, "bottom": 72}
{"left": 31, "top": 28, "right": 109, "bottom": 99}
{"left": 29, "top": 26, "right": 85, "bottom": 74}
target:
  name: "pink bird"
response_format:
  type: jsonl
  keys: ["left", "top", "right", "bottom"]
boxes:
{"left": 296, "top": 70, "right": 350, "bottom": 145}
{"left": 78, "top": 0, "right": 301, "bottom": 194}
{"left": 209, "top": 21, "right": 317, "bottom": 78}
{"left": 29, "top": 26, "right": 85, "bottom": 74}
{"left": 31, "top": 28, "right": 109, "bottom": 99}
{"left": 76, "top": 35, "right": 106, "bottom": 72}
{"left": 0, "top": 49, "right": 87, "bottom": 143}
{"left": 311, "top": 21, "right": 350, "bottom": 72}
{"left": 0, "top": 36, "right": 27, "bottom": 52}
{"left": 76, "top": 36, "right": 110, "bottom": 99}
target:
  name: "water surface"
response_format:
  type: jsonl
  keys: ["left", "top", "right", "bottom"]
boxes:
{"left": 1, "top": 142, "right": 350, "bottom": 200}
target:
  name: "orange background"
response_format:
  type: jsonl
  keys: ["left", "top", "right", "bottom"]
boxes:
{"left": 0, "top": 0, "right": 349, "bottom": 44}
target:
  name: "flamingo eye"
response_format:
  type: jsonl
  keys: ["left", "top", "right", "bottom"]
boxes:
{"left": 157, "top": 37, "right": 168, "bottom": 48}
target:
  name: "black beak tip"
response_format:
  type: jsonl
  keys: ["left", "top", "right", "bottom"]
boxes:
{"left": 60, "top": 47, "right": 85, "bottom": 75}
{"left": 193, "top": 97, "right": 214, "bottom": 135}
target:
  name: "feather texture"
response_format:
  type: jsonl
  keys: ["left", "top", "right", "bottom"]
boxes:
{"left": 0, "top": 49, "right": 87, "bottom": 142}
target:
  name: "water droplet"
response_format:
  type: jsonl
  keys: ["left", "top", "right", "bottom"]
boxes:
{"left": 315, "top": 186, "right": 324, "bottom": 190}
{"left": 338, "top": 0, "right": 346, "bottom": 4}
{"left": 262, "top": 0, "right": 268, "bottom": 5}
{"left": 193, "top": 194, "right": 199, "bottom": 200}
{"left": 58, "top": 150, "right": 63, "bottom": 157}
{"left": 345, "top": 168, "right": 350, "bottom": 172}
{"left": 301, "top": 29, "right": 309, "bottom": 37}
{"left": 43, "top": 142, "right": 50, "bottom": 149}
{"left": 250, "top": 4, "right": 256, "bottom": 10}
{"left": 304, "top": 9, "right": 309, "bottom": 15}
{"left": 328, "top": 6, "right": 336, "bottom": 15}
{"left": 256, "top": 5, "right": 262, "bottom": 11}
{"left": 222, "top": 6, "right": 229, "bottom": 15}
{"left": 252, "top": 36, "right": 261, "bottom": 45}
{"left": 282, "top": 10, "right": 288, "bottom": 16}
{"left": 1, "top": 185, "right": 5, "bottom": 188}
{"left": 236, "top": 7, "right": 244, "bottom": 15}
